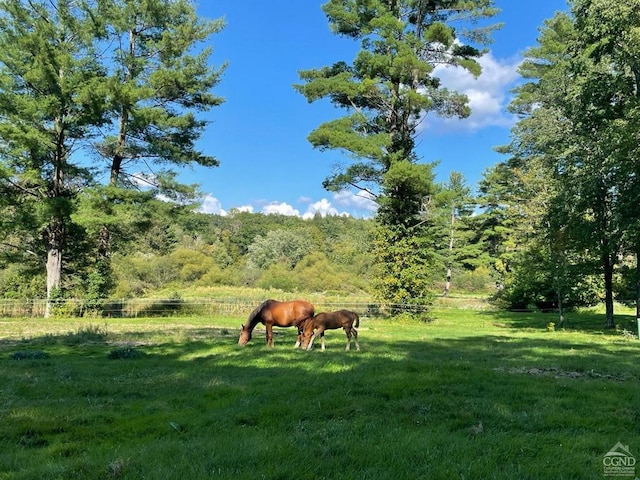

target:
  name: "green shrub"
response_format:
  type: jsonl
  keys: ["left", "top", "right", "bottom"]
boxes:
{"left": 257, "top": 263, "right": 298, "bottom": 291}
{"left": 107, "top": 346, "right": 145, "bottom": 360}
{"left": 453, "top": 267, "right": 495, "bottom": 294}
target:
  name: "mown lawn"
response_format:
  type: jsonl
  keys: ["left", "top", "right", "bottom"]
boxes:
{"left": 0, "top": 308, "right": 639, "bottom": 479}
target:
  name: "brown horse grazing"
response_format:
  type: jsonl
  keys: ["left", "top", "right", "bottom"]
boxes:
{"left": 238, "top": 299, "right": 314, "bottom": 347}
{"left": 300, "top": 309, "right": 360, "bottom": 351}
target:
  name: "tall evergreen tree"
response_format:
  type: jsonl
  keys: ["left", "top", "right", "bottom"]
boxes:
{"left": 0, "top": 0, "right": 107, "bottom": 315}
{"left": 489, "top": 13, "right": 601, "bottom": 316}
{"left": 95, "top": 0, "right": 225, "bottom": 189}
{"left": 295, "top": 0, "right": 500, "bottom": 305}
{"left": 0, "top": 0, "right": 225, "bottom": 311}
{"left": 82, "top": 0, "right": 226, "bottom": 297}
{"left": 433, "top": 171, "right": 476, "bottom": 296}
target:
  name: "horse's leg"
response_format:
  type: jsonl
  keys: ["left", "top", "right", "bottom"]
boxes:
{"left": 306, "top": 332, "right": 317, "bottom": 351}
{"left": 294, "top": 326, "right": 302, "bottom": 348}
{"left": 266, "top": 323, "right": 274, "bottom": 347}
{"left": 353, "top": 327, "right": 360, "bottom": 351}
{"left": 320, "top": 332, "right": 326, "bottom": 351}
{"left": 344, "top": 327, "right": 351, "bottom": 351}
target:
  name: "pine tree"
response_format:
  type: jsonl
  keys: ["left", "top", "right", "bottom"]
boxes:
{"left": 0, "top": 0, "right": 108, "bottom": 315}
{"left": 295, "top": 0, "right": 500, "bottom": 305}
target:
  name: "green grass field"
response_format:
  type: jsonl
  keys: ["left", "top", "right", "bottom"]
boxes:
{"left": 1, "top": 308, "right": 639, "bottom": 479}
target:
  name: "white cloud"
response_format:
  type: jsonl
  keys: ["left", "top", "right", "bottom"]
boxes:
{"left": 234, "top": 205, "right": 254, "bottom": 213}
{"left": 302, "top": 198, "right": 349, "bottom": 219}
{"left": 256, "top": 194, "right": 375, "bottom": 219}
{"left": 425, "top": 52, "right": 521, "bottom": 133}
{"left": 332, "top": 190, "right": 378, "bottom": 215}
{"left": 198, "top": 191, "right": 378, "bottom": 219}
{"left": 262, "top": 202, "right": 300, "bottom": 216}
{"left": 198, "top": 194, "right": 227, "bottom": 215}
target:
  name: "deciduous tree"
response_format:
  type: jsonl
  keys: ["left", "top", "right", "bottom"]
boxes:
{"left": 501, "top": 4, "right": 640, "bottom": 327}
{"left": 571, "top": 0, "right": 640, "bottom": 322}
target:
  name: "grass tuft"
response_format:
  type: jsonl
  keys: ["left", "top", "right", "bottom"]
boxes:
{"left": 107, "top": 458, "right": 128, "bottom": 479}
{"left": 10, "top": 350, "right": 49, "bottom": 361}
{"left": 107, "top": 345, "right": 145, "bottom": 360}
{"left": 63, "top": 323, "right": 108, "bottom": 344}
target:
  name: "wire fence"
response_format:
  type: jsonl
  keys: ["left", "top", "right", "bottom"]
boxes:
{"left": 0, "top": 297, "right": 447, "bottom": 319}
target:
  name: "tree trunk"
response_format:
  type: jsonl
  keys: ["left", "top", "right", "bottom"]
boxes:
{"left": 556, "top": 288, "right": 564, "bottom": 329}
{"left": 635, "top": 248, "right": 640, "bottom": 323}
{"left": 442, "top": 207, "right": 455, "bottom": 297}
{"left": 551, "top": 237, "right": 566, "bottom": 329}
{"left": 46, "top": 108, "right": 66, "bottom": 318}
{"left": 603, "top": 252, "right": 615, "bottom": 328}
{"left": 443, "top": 266, "right": 451, "bottom": 297}
{"left": 97, "top": 224, "right": 111, "bottom": 260}
{"left": 44, "top": 220, "right": 64, "bottom": 318}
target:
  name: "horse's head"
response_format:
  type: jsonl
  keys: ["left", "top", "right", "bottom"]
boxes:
{"left": 299, "top": 319, "right": 315, "bottom": 349}
{"left": 238, "top": 324, "right": 252, "bottom": 346}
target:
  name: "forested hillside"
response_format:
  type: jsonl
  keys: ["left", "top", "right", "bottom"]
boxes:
{"left": 0, "top": 206, "right": 495, "bottom": 301}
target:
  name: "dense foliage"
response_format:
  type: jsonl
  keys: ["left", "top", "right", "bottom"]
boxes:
{"left": 0, "top": 203, "right": 499, "bottom": 300}
{"left": 0, "top": 0, "right": 225, "bottom": 315}
{"left": 484, "top": 0, "right": 640, "bottom": 326}
{"left": 4, "top": 0, "right": 640, "bottom": 323}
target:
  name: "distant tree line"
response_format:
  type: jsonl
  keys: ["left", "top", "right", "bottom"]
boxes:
{"left": 0, "top": 196, "right": 499, "bottom": 301}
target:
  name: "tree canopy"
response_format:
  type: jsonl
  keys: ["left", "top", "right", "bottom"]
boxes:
{"left": 0, "top": 0, "right": 225, "bottom": 314}
{"left": 487, "top": 0, "right": 640, "bottom": 326}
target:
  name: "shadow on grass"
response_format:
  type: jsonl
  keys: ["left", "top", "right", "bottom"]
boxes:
{"left": 474, "top": 309, "right": 639, "bottom": 335}
{"left": 0, "top": 325, "right": 239, "bottom": 349}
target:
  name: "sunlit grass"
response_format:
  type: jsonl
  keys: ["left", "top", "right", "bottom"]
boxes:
{"left": 0, "top": 309, "right": 639, "bottom": 479}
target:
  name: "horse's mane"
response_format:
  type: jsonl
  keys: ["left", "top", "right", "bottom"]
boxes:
{"left": 246, "top": 299, "right": 272, "bottom": 328}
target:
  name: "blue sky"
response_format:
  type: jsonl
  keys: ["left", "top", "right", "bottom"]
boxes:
{"left": 186, "top": 1, "right": 569, "bottom": 218}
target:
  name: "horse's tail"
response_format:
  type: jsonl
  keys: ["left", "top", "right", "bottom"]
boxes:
{"left": 352, "top": 311, "right": 360, "bottom": 328}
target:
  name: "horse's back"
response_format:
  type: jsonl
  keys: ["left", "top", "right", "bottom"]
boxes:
{"left": 269, "top": 299, "right": 314, "bottom": 326}
{"left": 292, "top": 300, "right": 314, "bottom": 316}
{"left": 314, "top": 309, "right": 358, "bottom": 328}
